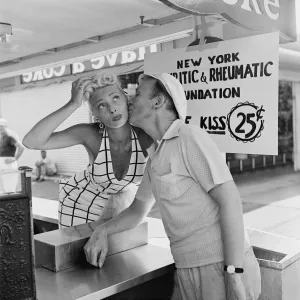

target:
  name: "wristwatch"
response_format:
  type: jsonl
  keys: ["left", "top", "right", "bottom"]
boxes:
{"left": 224, "top": 265, "right": 244, "bottom": 274}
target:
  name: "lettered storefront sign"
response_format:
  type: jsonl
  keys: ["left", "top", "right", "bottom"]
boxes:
{"left": 21, "top": 44, "right": 157, "bottom": 83}
{"left": 22, "top": 65, "right": 71, "bottom": 84}
{"left": 160, "top": 0, "right": 296, "bottom": 42}
{"left": 72, "top": 44, "right": 157, "bottom": 74}
{"left": 144, "top": 32, "right": 279, "bottom": 155}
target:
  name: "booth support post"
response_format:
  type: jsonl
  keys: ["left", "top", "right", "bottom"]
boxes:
{"left": 293, "top": 82, "right": 300, "bottom": 171}
{"left": 192, "top": 16, "right": 227, "bottom": 162}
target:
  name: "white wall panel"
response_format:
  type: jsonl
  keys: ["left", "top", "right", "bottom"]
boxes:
{"left": 0, "top": 82, "right": 90, "bottom": 175}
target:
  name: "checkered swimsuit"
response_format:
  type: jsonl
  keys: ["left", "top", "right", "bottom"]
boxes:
{"left": 58, "top": 126, "right": 147, "bottom": 228}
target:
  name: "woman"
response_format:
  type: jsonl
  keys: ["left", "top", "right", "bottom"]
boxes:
{"left": 23, "top": 72, "right": 152, "bottom": 228}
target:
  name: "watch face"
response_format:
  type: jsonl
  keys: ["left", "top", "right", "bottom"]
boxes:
{"left": 227, "top": 265, "right": 235, "bottom": 274}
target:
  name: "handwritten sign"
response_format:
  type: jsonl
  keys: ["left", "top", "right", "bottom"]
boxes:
{"left": 21, "top": 44, "right": 157, "bottom": 84}
{"left": 144, "top": 32, "right": 279, "bottom": 155}
{"left": 160, "top": 0, "right": 296, "bottom": 42}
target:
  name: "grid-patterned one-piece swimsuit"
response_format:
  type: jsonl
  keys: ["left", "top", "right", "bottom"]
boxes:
{"left": 58, "top": 126, "right": 147, "bottom": 228}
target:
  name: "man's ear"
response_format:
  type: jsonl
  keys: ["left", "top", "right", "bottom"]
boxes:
{"left": 153, "top": 94, "right": 166, "bottom": 109}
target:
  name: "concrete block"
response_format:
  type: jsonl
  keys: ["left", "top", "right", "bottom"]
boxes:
{"left": 34, "top": 221, "right": 148, "bottom": 272}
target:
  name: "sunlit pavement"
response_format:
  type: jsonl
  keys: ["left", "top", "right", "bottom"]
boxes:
{"left": 31, "top": 164, "right": 300, "bottom": 239}
{"left": 32, "top": 179, "right": 60, "bottom": 201}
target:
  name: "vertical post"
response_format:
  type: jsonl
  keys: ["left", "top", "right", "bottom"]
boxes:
{"left": 292, "top": 82, "right": 300, "bottom": 171}
{"left": 19, "top": 166, "right": 33, "bottom": 199}
{"left": 252, "top": 157, "right": 256, "bottom": 170}
{"left": 207, "top": 21, "right": 227, "bottom": 163}
{"left": 239, "top": 160, "right": 243, "bottom": 172}
{"left": 20, "top": 166, "right": 36, "bottom": 299}
{"left": 193, "top": 16, "right": 226, "bottom": 162}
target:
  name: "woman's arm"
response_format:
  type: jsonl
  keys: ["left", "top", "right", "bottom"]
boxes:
{"left": 23, "top": 77, "right": 94, "bottom": 150}
{"left": 23, "top": 102, "right": 82, "bottom": 150}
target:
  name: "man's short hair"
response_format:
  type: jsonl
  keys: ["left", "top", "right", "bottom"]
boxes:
{"left": 146, "top": 76, "right": 179, "bottom": 119}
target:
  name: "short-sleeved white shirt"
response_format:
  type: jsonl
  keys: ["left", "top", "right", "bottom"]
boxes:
{"left": 136, "top": 120, "right": 251, "bottom": 268}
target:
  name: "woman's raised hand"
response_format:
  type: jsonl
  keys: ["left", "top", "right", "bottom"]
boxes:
{"left": 22, "top": 75, "right": 98, "bottom": 150}
{"left": 70, "top": 76, "right": 96, "bottom": 108}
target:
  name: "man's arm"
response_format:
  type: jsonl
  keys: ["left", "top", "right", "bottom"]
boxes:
{"left": 84, "top": 160, "right": 155, "bottom": 267}
{"left": 97, "top": 160, "right": 155, "bottom": 235}
{"left": 95, "top": 196, "right": 155, "bottom": 236}
{"left": 84, "top": 198, "right": 154, "bottom": 268}
{"left": 211, "top": 182, "right": 247, "bottom": 300}
{"left": 209, "top": 181, "right": 244, "bottom": 268}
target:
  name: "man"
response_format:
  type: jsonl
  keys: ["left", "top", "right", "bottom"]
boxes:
{"left": 35, "top": 150, "right": 57, "bottom": 182}
{"left": 0, "top": 118, "right": 25, "bottom": 192}
{"left": 84, "top": 74, "right": 261, "bottom": 300}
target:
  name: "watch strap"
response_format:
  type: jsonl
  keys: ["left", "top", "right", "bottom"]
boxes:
{"left": 224, "top": 265, "right": 244, "bottom": 274}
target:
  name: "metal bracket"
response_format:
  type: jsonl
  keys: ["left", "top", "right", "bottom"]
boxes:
{"left": 190, "top": 16, "right": 224, "bottom": 46}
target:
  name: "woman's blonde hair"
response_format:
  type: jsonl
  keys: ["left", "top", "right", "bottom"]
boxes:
{"left": 83, "top": 72, "right": 123, "bottom": 101}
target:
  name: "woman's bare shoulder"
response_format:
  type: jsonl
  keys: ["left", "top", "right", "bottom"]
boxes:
{"left": 78, "top": 123, "right": 102, "bottom": 141}
{"left": 73, "top": 122, "right": 99, "bottom": 134}
{"left": 65, "top": 122, "right": 101, "bottom": 147}
{"left": 77, "top": 123, "right": 103, "bottom": 161}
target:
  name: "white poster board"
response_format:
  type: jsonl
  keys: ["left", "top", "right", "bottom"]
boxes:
{"left": 144, "top": 32, "right": 279, "bottom": 155}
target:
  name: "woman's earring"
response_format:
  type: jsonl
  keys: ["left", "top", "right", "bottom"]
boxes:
{"left": 92, "top": 114, "right": 104, "bottom": 132}
{"left": 98, "top": 122, "right": 105, "bottom": 133}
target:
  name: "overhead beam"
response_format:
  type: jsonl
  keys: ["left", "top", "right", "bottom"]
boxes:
{"left": 84, "top": 36, "right": 101, "bottom": 43}
{"left": 11, "top": 58, "right": 21, "bottom": 63}
{"left": 0, "top": 16, "right": 193, "bottom": 80}
{"left": 141, "top": 19, "right": 158, "bottom": 27}
{"left": 44, "top": 49, "right": 57, "bottom": 54}
{"left": 279, "top": 48, "right": 300, "bottom": 71}
{"left": 140, "top": 16, "right": 158, "bottom": 27}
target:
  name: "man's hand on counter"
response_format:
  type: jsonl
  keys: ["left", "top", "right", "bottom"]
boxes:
{"left": 84, "top": 225, "right": 108, "bottom": 268}
{"left": 83, "top": 198, "right": 154, "bottom": 268}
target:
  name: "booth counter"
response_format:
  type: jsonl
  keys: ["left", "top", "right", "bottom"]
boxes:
{"left": 34, "top": 216, "right": 300, "bottom": 300}
{"left": 2, "top": 169, "right": 300, "bottom": 300}
{"left": 32, "top": 202, "right": 300, "bottom": 300}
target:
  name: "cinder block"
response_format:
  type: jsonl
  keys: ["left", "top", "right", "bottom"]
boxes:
{"left": 34, "top": 221, "right": 148, "bottom": 272}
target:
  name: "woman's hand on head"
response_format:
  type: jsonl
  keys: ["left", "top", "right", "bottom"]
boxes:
{"left": 70, "top": 76, "right": 97, "bottom": 109}
{"left": 84, "top": 224, "right": 109, "bottom": 268}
